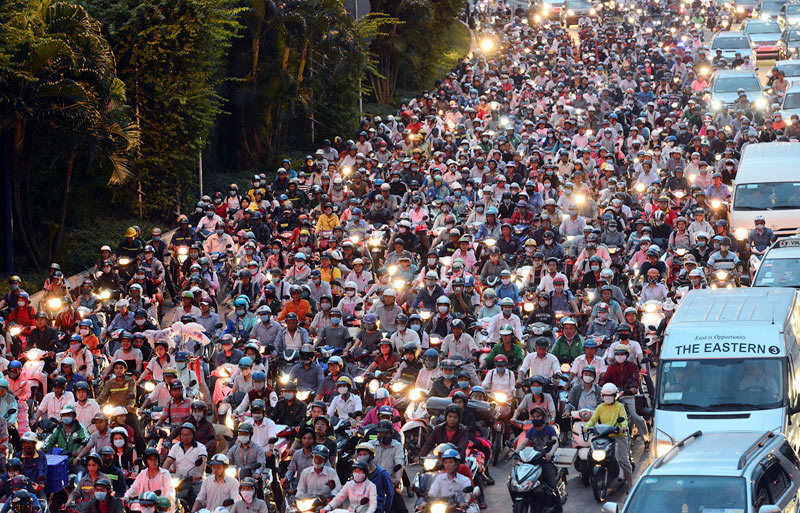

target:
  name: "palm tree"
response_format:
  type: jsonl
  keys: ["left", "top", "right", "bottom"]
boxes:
{"left": 0, "top": 0, "right": 138, "bottom": 266}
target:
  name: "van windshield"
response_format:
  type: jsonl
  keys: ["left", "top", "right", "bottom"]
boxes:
{"left": 754, "top": 257, "right": 800, "bottom": 287}
{"left": 658, "top": 358, "right": 784, "bottom": 411}
{"left": 733, "top": 182, "right": 800, "bottom": 210}
{"left": 624, "top": 476, "right": 746, "bottom": 513}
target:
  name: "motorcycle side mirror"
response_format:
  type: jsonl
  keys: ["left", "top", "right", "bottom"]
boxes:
{"left": 647, "top": 325, "right": 657, "bottom": 331}
{"left": 194, "top": 457, "right": 205, "bottom": 467}
{"left": 393, "top": 464, "right": 403, "bottom": 473}
{"left": 329, "top": 480, "right": 337, "bottom": 489}
{"left": 190, "top": 380, "right": 197, "bottom": 387}
{"left": 216, "top": 323, "right": 223, "bottom": 329}
{"left": 222, "top": 500, "right": 234, "bottom": 507}
{"left": 617, "top": 417, "right": 625, "bottom": 424}
{"left": 463, "top": 487, "right": 473, "bottom": 493}
{"left": 269, "top": 437, "right": 278, "bottom": 444}
{"left": 154, "top": 490, "right": 162, "bottom": 496}
{"left": 360, "top": 498, "right": 370, "bottom": 505}
{"left": 157, "top": 429, "right": 169, "bottom": 438}
{"left": 79, "top": 364, "right": 87, "bottom": 371}
{"left": 740, "top": 276, "right": 751, "bottom": 286}
{"left": 6, "top": 408, "right": 16, "bottom": 415}
{"left": 601, "top": 503, "right": 619, "bottom": 513}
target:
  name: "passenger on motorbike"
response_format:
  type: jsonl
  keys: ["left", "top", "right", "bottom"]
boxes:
{"left": 125, "top": 448, "right": 175, "bottom": 505}
{"left": 66, "top": 452, "right": 106, "bottom": 507}
{"left": 97, "top": 445, "right": 128, "bottom": 496}
{"left": 285, "top": 426, "right": 315, "bottom": 486}
{"left": 429, "top": 359, "right": 458, "bottom": 398}
{"left": 519, "top": 338, "right": 560, "bottom": 381}
{"left": 514, "top": 374, "right": 555, "bottom": 424}
{"left": 297, "top": 445, "right": 341, "bottom": 500}
{"left": 157, "top": 381, "right": 192, "bottom": 427}
{"left": 565, "top": 366, "right": 601, "bottom": 412}
{"left": 568, "top": 338, "right": 607, "bottom": 383}
{"left": 586, "top": 303, "right": 618, "bottom": 338}
{"left": 483, "top": 325, "right": 524, "bottom": 372}
{"left": 514, "top": 407, "right": 561, "bottom": 513}
{"left": 0, "top": 379, "right": 19, "bottom": 430}
{"left": 15, "top": 431, "right": 46, "bottom": 490}
{"left": 32, "top": 376, "right": 73, "bottom": 426}
{"left": 420, "top": 405, "right": 469, "bottom": 459}
{"left": 355, "top": 442, "right": 395, "bottom": 513}
{"left": 192, "top": 454, "right": 238, "bottom": 512}
{"left": 482, "top": 355, "right": 515, "bottom": 399}
{"left": 270, "top": 382, "right": 305, "bottom": 427}
{"left": 441, "top": 320, "right": 479, "bottom": 385}
{"left": 600, "top": 346, "right": 649, "bottom": 444}
{"left": 163, "top": 423, "right": 206, "bottom": 505}
{"left": 42, "top": 405, "right": 88, "bottom": 461}
{"left": 427, "top": 449, "right": 477, "bottom": 513}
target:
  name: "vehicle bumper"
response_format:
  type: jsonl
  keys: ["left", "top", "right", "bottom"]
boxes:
{"left": 753, "top": 46, "right": 780, "bottom": 58}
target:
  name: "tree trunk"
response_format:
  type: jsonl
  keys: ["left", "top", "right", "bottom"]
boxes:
{"left": 51, "top": 149, "right": 77, "bottom": 262}
{"left": 10, "top": 120, "right": 42, "bottom": 269}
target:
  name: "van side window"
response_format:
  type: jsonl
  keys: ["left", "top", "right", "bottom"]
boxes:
{"left": 780, "top": 441, "right": 800, "bottom": 470}
{"left": 756, "top": 458, "right": 792, "bottom": 507}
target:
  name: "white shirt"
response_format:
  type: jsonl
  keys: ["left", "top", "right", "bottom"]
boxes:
{"left": 327, "top": 393, "right": 363, "bottom": 419}
{"left": 242, "top": 417, "right": 278, "bottom": 448}
{"left": 570, "top": 355, "right": 607, "bottom": 381}
{"left": 604, "top": 340, "right": 644, "bottom": 365}
{"left": 536, "top": 272, "right": 570, "bottom": 293}
{"left": 37, "top": 391, "right": 75, "bottom": 419}
{"left": 481, "top": 368, "right": 515, "bottom": 397}
{"left": 429, "top": 472, "right": 472, "bottom": 504}
{"left": 441, "top": 333, "right": 478, "bottom": 360}
{"left": 196, "top": 475, "right": 240, "bottom": 510}
{"left": 74, "top": 399, "right": 101, "bottom": 434}
{"left": 519, "top": 352, "right": 561, "bottom": 379}
{"left": 487, "top": 312, "right": 523, "bottom": 341}
{"left": 167, "top": 441, "right": 208, "bottom": 478}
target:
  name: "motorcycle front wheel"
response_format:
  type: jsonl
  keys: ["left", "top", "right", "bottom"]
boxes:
{"left": 592, "top": 466, "right": 608, "bottom": 503}
{"left": 580, "top": 461, "right": 591, "bottom": 487}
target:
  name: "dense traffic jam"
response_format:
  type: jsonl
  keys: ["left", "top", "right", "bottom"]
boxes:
{"left": 4, "top": 0, "right": 800, "bottom": 511}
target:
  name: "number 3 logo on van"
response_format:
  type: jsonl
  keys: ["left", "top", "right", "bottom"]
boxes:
{"left": 769, "top": 346, "right": 780, "bottom": 355}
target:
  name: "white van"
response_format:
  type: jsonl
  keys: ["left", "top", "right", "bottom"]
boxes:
{"left": 653, "top": 287, "right": 800, "bottom": 458}
{"left": 731, "top": 142, "right": 800, "bottom": 240}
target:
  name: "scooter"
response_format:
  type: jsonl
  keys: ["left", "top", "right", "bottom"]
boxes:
{"left": 570, "top": 408, "right": 595, "bottom": 486}
{"left": 507, "top": 444, "right": 568, "bottom": 513}
{"left": 401, "top": 388, "right": 431, "bottom": 466}
{"left": 587, "top": 421, "right": 628, "bottom": 503}
{"left": 22, "top": 348, "right": 49, "bottom": 401}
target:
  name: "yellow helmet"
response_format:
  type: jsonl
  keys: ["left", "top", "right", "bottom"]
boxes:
{"left": 125, "top": 227, "right": 137, "bottom": 238}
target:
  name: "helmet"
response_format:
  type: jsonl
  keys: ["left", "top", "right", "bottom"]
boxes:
{"left": 500, "top": 297, "right": 514, "bottom": 307}
{"left": 444, "top": 404, "right": 461, "bottom": 418}
{"left": 441, "top": 448, "right": 461, "bottom": 461}
{"left": 601, "top": 383, "right": 618, "bottom": 395}
{"left": 179, "top": 422, "right": 196, "bottom": 434}
{"left": 300, "top": 343, "right": 315, "bottom": 360}
{"left": 494, "top": 354, "right": 508, "bottom": 366}
{"left": 355, "top": 442, "right": 375, "bottom": 457}
{"left": 376, "top": 419, "right": 394, "bottom": 433}
{"left": 402, "top": 342, "right": 420, "bottom": 356}
{"left": 353, "top": 460, "right": 370, "bottom": 473}
{"left": 499, "top": 324, "right": 514, "bottom": 335}
{"left": 156, "top": 497, "right": 172, "bottom": 511}
{"left": 335, "top": 376, "right": 353, "bottom": 389}
{"left": 374, "top": 387, "right": 389, "bottom": 400}
{"left": 209, "top": 453, "right": 230, "bottom": 466}
{"left": 312, "top": 445, "right": 330, "bottom": 459}
{"left": 140, "top": 492, "right": 158, "bottom": 506}
{"left": 95, "top": 477, "right": 113, "bottom": 490}
{"left": 237, "top": 423, "right": 254, "bottom": 434}
{"left": 11, "top": 490, "right": 33, "bottom": 513}
{"left": 143, "top": 448, "right": 160, "bottom": 461}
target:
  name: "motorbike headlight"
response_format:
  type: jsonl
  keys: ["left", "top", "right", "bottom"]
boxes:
{"left": 735, "top": 227, "right": 749, "bottom": 240}
{"left": 296, "top": 499, "right": 316, "bottom": 512}
{"left": 715, "top": 270, "right": 729, "bottom": 280}
{"left": 737, "top": 5, "right": 744, "bottom": 12}
{"left": 711, "top": 99, "right": 723, "bottom": 110}
{"left": 99, "top": 289, "right": 111, "bottom": 300}
{"left": 494, "top": 392, "right": 508, "bottom": 403}
{"left": 423, "top": 457, "right": 438, "bottom": 471}
{"left": 9, "top": 326, "right": 22, "bottom": 337}
{"left": 431, "top": 502, "right": 448, "bottom": 513}
{"left": 391, "top": 382, "right": 407, "bottom": 393}
{"left": 568, "top": 9, "right": 575, "bottom": 15}
{"left": 225, "top": 414, "right": 235, "bottom": 430}
{"left": 118, "top": 257, "right": 131, "bottom": 266}
{"left": 171, "top": 477, "right": 181, "bottom": 489}
{"left": 644, "top": 302, "right": 658, "bottom": 313}
{"left": 368, "top": 379, "right": 380, "bottom": 394}
{"left": 143, "top": 381, "right": 156, "bottom": 393}
{"left": 484, "top": 238, "right": 496, "bottom": 247}
{"left": 296, "top": 390, "right": 311, "bottom": 401}
{"left": 46, "top": 297, "right": 62, "bottom": 310}
{"left": 755, "top": 97, "right": 768, "bottom": 110}
{"left": 590, "top": 7, "right": 596, "bottom": 14}
{"left": 393, "top": 278, "right": 406, "bottom": 290}
{"left": 225, "top": 467, "right": 237, "bottom": 478}
{"left": 280, "top": 374, "right": 290, "bottom": 384}
{"left": 523, "top": 302, "right": 534, "bottom": 312}
{"left": 102, "top": 404, "right": 115, "bottom": 416}
{"left": 591, "top": 449, "right": 607, "bottom": 461}
{"left": 178, "top": 247, "right": 188, "bottom": 256}
{"left": 410, "top": 388, "right": 424, "bottom": 401}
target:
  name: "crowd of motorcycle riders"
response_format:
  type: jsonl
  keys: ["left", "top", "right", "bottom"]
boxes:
{"left": 0, "top": 0, "right": 789, "bottom": 511}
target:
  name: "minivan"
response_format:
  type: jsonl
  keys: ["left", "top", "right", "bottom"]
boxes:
{"left": 653, "top": 287, "right": 800, "bottom": 458}
{"left": 731, "top": 142, "right": 800, "bottom": 238}
{"left": 604, "top": 430, "right": 800, "bottom": 513}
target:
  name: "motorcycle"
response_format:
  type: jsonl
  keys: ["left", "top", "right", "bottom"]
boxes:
{"left": 21, "top": 348, "right": 49, "bottom": 401}
{"left": 507, "top": 444, "right": 568, "bottom": 513}
{"left": 569, "top": 408, "right": 595, "bottom": 486}
{"left": 708, "top": 267, "right": 737, "bottom": 289}
{"left": 401, "top": 387, "right": 431, "bottom": 465}
{"left": 490, "top": 391, "right": 512, "bottom": 466}
{"left": 586, "top": 421, "right": 628, "bottom": 503}
{"left": 639, "top": 300, "right": 665, "bottom": 366}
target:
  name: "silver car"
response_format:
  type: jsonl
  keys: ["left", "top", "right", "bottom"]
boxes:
{"left": 709, "top": 69, "right": 768, "bottom": 110}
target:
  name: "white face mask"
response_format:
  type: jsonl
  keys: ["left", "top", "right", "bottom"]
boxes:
{"left": 240, "top": 490, "right": 254, "bottom": 503}
{"left": 238, "top": 435, "right": 250, "bottom": 445}
{"left": 438, "top": 305, "right": 449, "bottom": 314}
{"left": 501, "top": 278, "right": 511, "bottom": 285}
{"left": 353, "top": 472, "right": 366, "bottom": 483}
{"left": 602, "top": 395, "right": 615, "bottom": 405}
{"left": 582, "top": 375, "right": 595, "bottom": 384}
{"left": 614, "top": 355, "right": 628, "bottom": 364}
{"left": 337, "top": 386, "right": 349, "bottom": 395}
{"left": 114, "top": 438, "right": 125, "bottom": 448}
{"left": 79, "top": 329, "right": 90, "bottom": 336}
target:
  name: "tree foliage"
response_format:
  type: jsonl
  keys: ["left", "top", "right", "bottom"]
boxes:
{"left": 0, "top": 0, "right": 139, "bottom": 267}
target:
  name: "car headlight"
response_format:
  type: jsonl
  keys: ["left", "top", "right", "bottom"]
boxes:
{"left": 431, "top": 502, "right": 448, "bottom": 513}
{"left": 737, "top": 5, "right": 744, "bottom": 12}
{"left": 735, "top": 227, "right": 749, "bottom": 240}
{"left": 655, "top": 439, "right": 673, "bottom": 457}
{"left": 592, "top": 449, "right": 607, "bottom": 461}
{"left": 755, "top": 97, "right": 768, "bottom": 109}
{"left": 568, "top": 9, "right": 575, "bottom": 15}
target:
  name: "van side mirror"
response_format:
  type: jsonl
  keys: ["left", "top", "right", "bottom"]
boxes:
{"left": 758, "top": 506, "right": 781, "bottom": 513}
{"left": 740, "top": 276, "right": 751, "bottom": 286}
{"left": 602, "top": 503, "right": 619, "bottom": 513}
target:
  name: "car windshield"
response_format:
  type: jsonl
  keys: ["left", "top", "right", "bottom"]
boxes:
{"left": 755, "top": 257, "right": 800, "bottom": 287}
{"left": 787, "top": 3, "right": 800, "bottom": 13}
{"left": 747, "top": 21, "right": 781, "bottom": 32}
{"left": 712, "top": 36, "right": 750, "bottom": 49}
{"left": 713, "top": 76, "right": 761, "bottom": 93}
{"left": 762, "top": 1, "right": 785, "bottom": 12}
{"left": 788, "top": 30, "right": 800, "bottom": 41}
{"left": 567, "top": 0, "right": 592, "bottom": 7}
{"left": 658, "top": 358, "right": 784, "bottom": 411}
{"left": 777, "top": 63, "right": 800, "bottom": 77}
{"left": 783, "top": 92, "right": 800, "bottom": 108}
{"left": 624, "top": 476, "right": 746, "bottom": 513}
{"left": 734, "top": 182, "right": 800, "bottom": 210}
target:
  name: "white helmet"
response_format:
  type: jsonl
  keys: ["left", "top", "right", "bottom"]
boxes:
{"left": 601, "top": 383, "right": 618, "bottom": 395}
{"left": 61, "top": 357, "right": 76, "bottom": 370}
{"left": 21, "top": 431, "right": 38, "bottom": 443}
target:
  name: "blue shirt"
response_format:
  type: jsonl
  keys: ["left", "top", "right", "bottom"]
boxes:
{"left": 525, "top": 424, "right": 557, "bottom": 442}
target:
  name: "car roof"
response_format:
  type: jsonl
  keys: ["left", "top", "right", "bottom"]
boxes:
{"left": 786, "top": 84, "right": 800, "bottom": 93}
{"left": 776, "top": 59, "right": 800, "bottom": 66}
{"left": 646, "top": 431, "right": 783, "bottom": 477}
{"left": 714, "top": 69, "right": 760, "bottom": 79}
{"left": 715, "top": 31, "right": 748, "bottom": 38}
{"left": 737, "top": 142, "right": 800, "bottom": 182}
{"left": 668, "top": 286, "right": 796, "bottom": 325}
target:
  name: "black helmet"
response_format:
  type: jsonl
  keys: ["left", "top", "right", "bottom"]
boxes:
{"left": 143, "top": 448, "right": 160, "bottom": 461}
{"left": 444, "top": 404, "right": 461, "bottom": 419}
{"left": 535, "top": 337, "right": 549, "bottom": 348}
{"left": 452, "top": 391, "right": 467, "bottom": 403}
{"left": 376, "top": 419, "right": 394, "bottom": 433}
{"left": 11, "top": 490, "right": 33, "bottom": 513}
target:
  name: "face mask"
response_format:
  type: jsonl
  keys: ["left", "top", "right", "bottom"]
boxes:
{"left": 321, "top": 303, "right": 331, "bottom": 311}
{"left": 532, "top": 418, "right": 545, "bottom": 427}
{"left": 591, "top": 264, "right": 600, "bottom": 272}
{"left": 615, "top": 355, "right": 628, "bottom": 364}
{"left": 272, "top": 278, "right": 280, "bottom": 284}
{"left": 647, "top": 277, "right": 657, "bottom": 284}
{"left": 476, "top": 206, "right": 484, "bottom": 213}
{"left": 337, "top": 386, "right": 349, "bottom": 395}
{"left": 114, "top": 438, "right": 125, "bottom": 448}
{"left": 62, "top": 417, "right": 73, "bottom": 425}
{"left": 236, "top": 309, "right": 246, "bottom": 316}
{"left": 582, "top": 375, "right": 595, "bottom": 384}
{"left": 353, "top": 472, "right": 366, "bottom": 483}
{"left": 531, "top": 386, "right": 542, "bottom": 395}
{"left": 136, "top": 319, "right": 146, "bottom": 327}
{"left": 458, "top": 380, "right": 469, "bottom": 388}
{"left": 438, "top": 306, "right": 449, "bottom": 314}
{"left": 721, "top": 245, "right": 730, "bottom": 252}
{"left": 283, "top": 392, "right": 294, "bottom": 400}
{"left": 428, "top": 257, "right": 437, "bottom": 265}
{"left": 410, "top": 324, "right": 421, "bottom": 331}
{"left": 501, "top": 278, "right": 511, "bottom": 285}
{"left": 216, "top": 229, "right": 224, "bottom": 236}
{"left": 10, "top": 285, "right": 18, "bottom": 291}
{"left": 602, "top": 395, "right": 615, "bottom": 405}
{"left": 241, "top": 490, "right": 254, "bottom": 503}
{"left": 17, "top": 301, "right": 25, "bottom": 307}
{"left": 152, "top": 236, "right": 160, "bottom": 242}
{"left": 698, "top": 241, "right": 706, "bottom": 247}
{"left": 238, "top": 435, "right": 250, "bottom": 445}
{"left": 94, "top": 492, "right": 107, "bottom": 502}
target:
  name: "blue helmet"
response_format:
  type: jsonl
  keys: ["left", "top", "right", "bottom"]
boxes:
{"left": 423, "top": 348, "right": 439, "bottom": 359}
{"left": 378, "top": 405, "right": 394, "bottom": 416}
{"left": 8, "top": 361, "right": 21, "bottom": 370}
{"left": 583, "top": 338, "right": 599, "bottom": 349}
{"left": 463, "top": 275, "right": 475, "bottom": 287}
{"left": 441, "top": 448, "right": 460, "bottom": 461}
{"left": 233, "top": 297, "right": 249, "bottom": 309}
{"left": 238, "top": 357, "right": 253, "bottom": 368}
{"left": 252, "top": 371, "right": 266, "bottom": 381}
